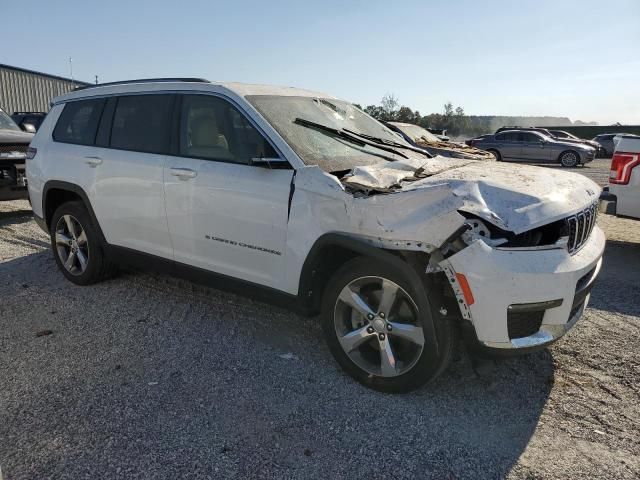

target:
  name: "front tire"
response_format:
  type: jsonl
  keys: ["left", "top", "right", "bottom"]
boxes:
{"left": 559, "top": 150, "right": 579, "bottom": 167}
{"left": 50, "top": 201, "right": 117, "bottom": 285}
{"left": 321, "top": 257, "right": 453, "bottom": 393}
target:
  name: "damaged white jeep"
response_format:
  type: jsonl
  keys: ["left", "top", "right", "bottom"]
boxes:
{"left": 28, "top": 79, "right": 605, "bottom": 392}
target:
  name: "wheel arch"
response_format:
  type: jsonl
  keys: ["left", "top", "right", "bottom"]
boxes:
{"left": 297, "top": 233, "right": 439, "bottom": 321}
{"left": 486, "top": 148, "right": 501, "bottom": 161}
{"left": 42, "top": 181, "right": 106, "bottom": 243}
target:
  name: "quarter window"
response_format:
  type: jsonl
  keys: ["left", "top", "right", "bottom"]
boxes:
{"left": 110, "top": 95, "right": 173, "bottom": 154}
{"left": 53, "top": 99, "right": 105, "bottom": 145}
{"left": 179, "top": 95, "right": 278, "bottom": 164}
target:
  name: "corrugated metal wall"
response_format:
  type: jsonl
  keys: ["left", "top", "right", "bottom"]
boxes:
{"left": 0, "top": 67, "right": 80, "bottom": 114}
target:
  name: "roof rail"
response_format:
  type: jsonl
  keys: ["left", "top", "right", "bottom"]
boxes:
{"left": 74, "top": 77, "right": 211, "bottom": 91}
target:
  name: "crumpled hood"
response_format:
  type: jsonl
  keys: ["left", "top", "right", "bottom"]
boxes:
{"left": 341, "top": 156, "right": 601, "bottom": 234}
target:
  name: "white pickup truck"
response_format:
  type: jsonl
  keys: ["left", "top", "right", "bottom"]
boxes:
{"left": 600, "top": 135, "right": 640, "bottom": 219}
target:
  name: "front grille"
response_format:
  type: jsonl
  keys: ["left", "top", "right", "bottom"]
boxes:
{"left": 0, "top": 144, "right": 28, "bottom": 156}
{"left": 566, "top": 202, "right": 598, "bottom": 254}
{"left": 507, "top": 310, "right": 544, "bottom": 339}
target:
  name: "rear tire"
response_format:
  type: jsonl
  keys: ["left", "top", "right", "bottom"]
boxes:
{"left": 50, "top": 201, "right": 117, "bottom": 285}
{"left": 559, "top": 150, "right": 579, "bottom": 167}
{"left": 321, "top": 256, "right": 454, "bottom": 393}
{"left": 487, "top": 149, "right": 501, "bottom": 161}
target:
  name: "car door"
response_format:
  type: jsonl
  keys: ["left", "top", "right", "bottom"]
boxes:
{"left": 520, "top": 132, "right": 551, "bottom": 162}
{"left": 495, "top": 132, "right": 521, "bottom": 160}
{"left": 163, "top": 93, "right": 294, "bottom": 288}
{"left": 89, "top": 94, "right": 175, "bottom": 259}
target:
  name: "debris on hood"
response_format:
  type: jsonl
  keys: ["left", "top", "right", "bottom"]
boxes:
{"left": 341, "top": 156, "right": 476, "bottom": 193}
{"left": 414, "top": 139, "right": 496, "bottom": 161}
{"left": 386, "top": 122, "right": 495, "bottom": 161}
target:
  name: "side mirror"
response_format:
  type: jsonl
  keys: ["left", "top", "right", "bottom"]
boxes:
{"left": 249, "top": 157, "right": 290, "bottom": 169}
{"left": 22, "top": 123, "right": 36, "bottom": 133}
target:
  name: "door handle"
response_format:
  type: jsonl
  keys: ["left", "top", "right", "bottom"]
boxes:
{"left": 169, "top": 167, "right": 197, "bottom": 179}
{"left": 84, "top": 156, "right": 103, "bottom": 167}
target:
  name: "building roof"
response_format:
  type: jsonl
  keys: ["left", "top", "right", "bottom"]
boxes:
{"left": 0, "top": 64, "right": 90, "bottom": 85}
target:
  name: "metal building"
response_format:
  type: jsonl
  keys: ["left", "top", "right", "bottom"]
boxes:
{"left": 0, "top": 64, "right": 90, "bottom": 114}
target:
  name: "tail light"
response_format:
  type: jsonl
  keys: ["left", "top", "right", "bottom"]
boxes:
{"left": 609, "top": 152, "right": 640, "bottom": 185}
{"left": 26, "top": 147, "right": 37, "bottom": 160}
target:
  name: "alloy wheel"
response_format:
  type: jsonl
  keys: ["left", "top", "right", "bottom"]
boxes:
{"left": 560, "top": 151, "right": 578, "bottom": 167}
{"left": 333, "top": 276, "right": 425, "bottom": 378}
{"left": 55, "top": 214, "right": 89, "bottom": 276}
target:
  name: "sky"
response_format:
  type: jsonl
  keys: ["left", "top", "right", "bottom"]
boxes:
{"left": 2, "top": 0, "right": 639, "bottom": 124}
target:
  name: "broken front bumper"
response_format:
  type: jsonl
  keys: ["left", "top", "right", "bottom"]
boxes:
{"left": 442, "top": 225, "right": 605, "bottom": 352}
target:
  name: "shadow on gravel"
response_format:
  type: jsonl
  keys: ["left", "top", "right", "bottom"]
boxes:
{"left": 0, "top": 251, "right": 554, "bottom": 479}
{"left": 0, "top": 209, "right": 33, "bottom": 222}
{"left": 589, "top": 239, "right": 640, "bottom": 316}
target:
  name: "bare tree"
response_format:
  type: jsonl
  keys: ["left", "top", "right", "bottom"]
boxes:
{"left": 381, "top": 93, "right": 399, "bottom": 121}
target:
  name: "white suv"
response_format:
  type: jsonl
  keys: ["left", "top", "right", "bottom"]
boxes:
{"left": 27, "top": 79, "right": 605, "bottom": 392}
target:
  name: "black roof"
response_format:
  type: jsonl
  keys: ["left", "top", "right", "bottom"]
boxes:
{"left": 0, "top": 63, "right": 91, "bottom": 85}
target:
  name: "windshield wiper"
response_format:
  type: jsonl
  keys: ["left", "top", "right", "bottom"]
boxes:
{"left": 343, "top": 129, "right": 432, "bottom": 158}
{"left": 294, "top": 118, "right": 408, "bottom": 160}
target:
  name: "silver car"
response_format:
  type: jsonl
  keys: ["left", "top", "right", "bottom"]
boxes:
{"left": 469, "top": 130, "right": 596, "bottom": 167}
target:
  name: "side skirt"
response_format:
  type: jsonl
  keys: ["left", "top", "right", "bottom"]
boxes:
{"left": 104, "top": 245, "right": 311, "bottom": 316}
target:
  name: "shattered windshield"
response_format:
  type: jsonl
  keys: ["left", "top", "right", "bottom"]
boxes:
{"left": 247, "top": 95, "right": 413, "bottom": 172}
{"left": 392, "top": 123, "right": 441, "bottom": 143}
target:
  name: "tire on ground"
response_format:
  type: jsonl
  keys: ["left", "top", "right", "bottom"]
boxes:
{"left": 50, "top": 200, "right": 117, "bottom": 285}
{"left": 321, "top": 256, "right": 454, "bottom": 393}
{"left": 559, "top": 150, "right": 579, "bottom": 167}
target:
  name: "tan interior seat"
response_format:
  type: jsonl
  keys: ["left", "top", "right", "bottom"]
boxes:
{"left": 188, "top": 115, "right": 232, "bottom": 160}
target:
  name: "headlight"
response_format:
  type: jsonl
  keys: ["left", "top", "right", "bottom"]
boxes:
{"left": 461, "top": 218, "right": 507, "bottom": 247}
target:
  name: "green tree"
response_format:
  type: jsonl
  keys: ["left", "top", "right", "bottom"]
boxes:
{"left": 395, "top": 106, "right": 416, "bottom": 123}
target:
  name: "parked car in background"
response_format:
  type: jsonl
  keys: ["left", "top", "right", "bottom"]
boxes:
{"left": 465, "top": 134, "right": 492, "bottom": 146}
{"left": 11, "top": 112, "right": 46, "bottom": 133}
{"left": 544, "top": 129, "right": 603, "bottom": 156}
{"left": 495, "top": 126, "right": 554, "bottom": 136}
{"left": 592, "top": 133, "right": 624, "bottom": 158}
{"left": 469, "top": 129, "right": 596, "bottom": 167}
{"left": 0, "top": 107, "right": 33, "bottom": 201}
{"left": 495, "top": 126, "right": 602, "bottom": 156}
{"left": 28, "top": 78, "right": 604, "bottom": 392}
{"left": 426, "top": 128, "right": 449, "bottom": 142}
{"left": 600, "top": 134, "right": 640, "bottom": 219}
{"left": 386, "top": 122, "right": 494, "bottom": 160}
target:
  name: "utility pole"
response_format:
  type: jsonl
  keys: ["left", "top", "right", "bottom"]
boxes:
{"left": 69, "top": 57, "right": 74, "bottom": 85}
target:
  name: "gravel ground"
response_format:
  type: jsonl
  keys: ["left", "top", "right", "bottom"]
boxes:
{"left": 0, "top": 160, "right": 638, "bottom": 479}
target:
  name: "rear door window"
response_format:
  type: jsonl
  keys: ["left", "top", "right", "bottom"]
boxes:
{"left": 53, "top": 99, "right": 106, "bottom": 145}
{"left": 499, "top": 132, "right": 519, "bottom": 142}
{"left": 519, "top": 132, "right": 540, "bottom": 142}
{"left": 110, "top": 94, "right": 174, "bottom": 154}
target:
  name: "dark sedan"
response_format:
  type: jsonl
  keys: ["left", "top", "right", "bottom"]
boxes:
{"left": 468, "top": 130, "right": 596, "bottom": 167}
{"left": 592, "top": 133, "right": 625, "bottom": 157}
